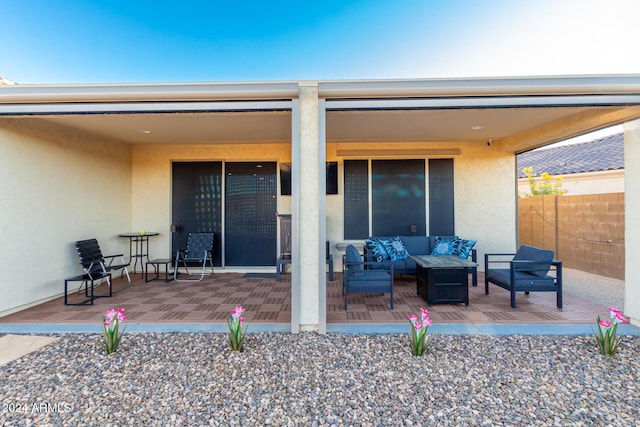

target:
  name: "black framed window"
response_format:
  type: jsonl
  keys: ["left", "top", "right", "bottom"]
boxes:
{"left": 344, "top": 159, "right": 453, "bottom": 239}
{"left": 372, "top": 159, "right": 426, "bottom": 236}
{"left": 280, "top": 163, "right": 292, "bottom": 195}
{"left": 428, "top": 158, "right": 455, "bottom": 235}
{"left": 343, "top": 160, "right": 369, "bottom": 239}
{"left": 280, "top": 162, "right": 338, "bottom": 195}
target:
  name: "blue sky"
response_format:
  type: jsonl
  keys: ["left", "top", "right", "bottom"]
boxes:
{"left": 2, "top": 0, "right": 639, "bottom": 84}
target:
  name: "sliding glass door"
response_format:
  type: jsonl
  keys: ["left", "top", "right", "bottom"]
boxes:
{"left": 171, "top": 162, "right": 223, "bottom": 266}
{"left": 224, "top": 162, "right": 277, "bottom": 266}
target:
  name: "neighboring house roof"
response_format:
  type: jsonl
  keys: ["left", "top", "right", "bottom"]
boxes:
{"left": 517, "top": 132, "right": 624, "bottom": 178}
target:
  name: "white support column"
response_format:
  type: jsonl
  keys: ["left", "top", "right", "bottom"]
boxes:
{"left": 624, "top": 120, "right": 640, "bottom": 325}
{"left": 318, "top": 99, "right": 327, "bottom": 334}
{"left": 291, "top": 99, "right": 301, "bottom": 333}
{"left": 297, "top": 82, "right": 322, "bottom": 332}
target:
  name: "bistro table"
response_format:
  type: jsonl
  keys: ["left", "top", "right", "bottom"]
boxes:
{"left": 119, "top": 231, "right": 159, "bottom": 277}
{"left": 410, "top": 255, "right": 478, "bottom": 306}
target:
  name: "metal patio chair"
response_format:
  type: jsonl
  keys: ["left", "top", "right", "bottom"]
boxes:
{"left": 174, "top": 232, "right": 215, "bottom": 282}
{"left": 74, "top": 238, "right": 132, "bottom": 293}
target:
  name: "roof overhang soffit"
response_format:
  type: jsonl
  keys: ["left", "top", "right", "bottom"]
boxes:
{"left": 323, "top": 96, "right": 640, "bottom": 152}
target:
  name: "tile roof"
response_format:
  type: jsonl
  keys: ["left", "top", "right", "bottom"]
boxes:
{"left": 517, "top": 132, "right": 624, "bottom": 178}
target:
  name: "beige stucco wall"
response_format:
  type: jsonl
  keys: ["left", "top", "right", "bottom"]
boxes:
{"left": 455, "top": 143, "right": 517, "bottom": 259}
{"left": 0, "top": 118, "right": 132, "bottom": 316}
{"left": 624, "top": 120, "right": 640, "bottom": 325}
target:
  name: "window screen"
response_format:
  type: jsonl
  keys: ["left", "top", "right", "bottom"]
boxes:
{"left": 343, "top": 160, "right": 369, "bottom": 239}
{"left": 372, "top": 159, "right": 426, "bottom": 236}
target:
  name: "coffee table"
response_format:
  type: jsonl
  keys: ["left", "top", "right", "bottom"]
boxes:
{"left": 410, "top": 255, "right": 478, "bottom": 306}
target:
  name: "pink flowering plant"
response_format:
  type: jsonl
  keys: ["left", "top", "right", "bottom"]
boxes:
{"left": 593, "top": 307, "right": 628, "bottom": 356}
{"left": 408, "top": 308, "right": 435, "bottom": 356}
{"left": 228, "top": 306, "right": 248, "bottom": 351}
{"left": 101, "top": 308, "right": 127, "bottom": 354}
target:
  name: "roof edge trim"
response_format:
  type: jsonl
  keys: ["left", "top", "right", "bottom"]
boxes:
{"left": 0, "top": 82, "right": 300, "bottom": 104}
{"left": 319, "top": 75, "right": 640, "bottom": 99}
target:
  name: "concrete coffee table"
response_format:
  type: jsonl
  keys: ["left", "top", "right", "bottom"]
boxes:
{"left": 410, "top": 255, "right": 478, "bottom": 306}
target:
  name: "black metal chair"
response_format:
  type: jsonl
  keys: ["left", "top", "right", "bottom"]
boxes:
{"left": 174, "top": 232, "right": 215, "bottom": 282}
{"left": 74, "top": 238, "right": 131, "bottom": 293}
{"left": 342, "top": 244, "right": 394, "bottom": 310}
{"left": 326, "top": 241, "right": 334, "bottom": 281}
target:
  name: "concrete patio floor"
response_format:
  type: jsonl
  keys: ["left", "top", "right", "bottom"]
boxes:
{"left": 1, "top": 267, "right": 637, "bottom": 336}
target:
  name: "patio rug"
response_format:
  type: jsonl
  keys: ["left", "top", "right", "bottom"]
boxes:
{"left": 242, "top": 273, "right": 276, "bottom": 279}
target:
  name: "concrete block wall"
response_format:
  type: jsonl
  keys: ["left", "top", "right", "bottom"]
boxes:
{"left": 518, "top": 193, "right": 624, "bottom": 279}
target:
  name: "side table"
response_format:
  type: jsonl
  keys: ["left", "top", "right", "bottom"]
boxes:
{"left": 119, "top": 232, "right": 159, "bottom": 278}
{"left": 145, "top": 258, "right": 174, "bottom": 282}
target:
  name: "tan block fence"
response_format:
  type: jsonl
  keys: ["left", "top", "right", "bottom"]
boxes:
{"left": 518, "top": 193, "right": 625, "bottom": 280}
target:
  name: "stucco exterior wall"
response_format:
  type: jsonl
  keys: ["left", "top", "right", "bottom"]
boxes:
{"left": 624, "top": 120, "right": 640, "bottom": 325}
{"left": 0, "top": 118, "right": 132, "bottom": 316}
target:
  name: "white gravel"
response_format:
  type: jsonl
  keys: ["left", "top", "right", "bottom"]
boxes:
{"left": 1, "top": 332, "right": 639, "bottom": 426}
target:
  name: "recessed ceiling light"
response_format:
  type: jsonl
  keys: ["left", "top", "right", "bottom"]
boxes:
{"left": 471, "top": 125, "right": 485, "bottom": 130}
{"left": 139, "top": 129, "right": 152, "bottom": 134}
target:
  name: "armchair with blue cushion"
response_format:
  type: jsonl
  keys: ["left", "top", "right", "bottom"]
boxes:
{"left": 342, "top": 244, "right": 394, "bottom": 310}
{"left": 484, "top": 244, "right": 562, "bottom": 308}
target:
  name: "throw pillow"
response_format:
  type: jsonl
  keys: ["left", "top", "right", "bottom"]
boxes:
{"left": 365, "top": 238, "right": 389, "bottom": 263}
{"left": 431, "top": 237, "right": 457, "bottom": 256}
{"left": 454, "top": 238, "right": 477, "bottom": 259}
{"left": 382, "top": 236, "right": 410, "bottom": 261}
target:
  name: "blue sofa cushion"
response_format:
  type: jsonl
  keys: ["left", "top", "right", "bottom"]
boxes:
{"left": 397, "top": 236, "right": 431, "bottom": 255}
{"left": 345, "top": 244, "right": 364, "bottom": 276}
{"left": 455, "top": 238, "right": 477, "bottom": 259}
{"left": 345, "top": 270, "right": 392, "bottom": 282}
{"left": 381, "top": 236, "right": 410, "bottom": 261}
{"left": 364, "top": 238, "right": 389, "bottom": 262}
{"left": 486, "top": 269, "right": 556, "bottom": 289}
{"left": 513, "top": 245, "right": 554, "bottom": 277}
{"left": 431, "top": 237, "right": 458, "bottom": 256}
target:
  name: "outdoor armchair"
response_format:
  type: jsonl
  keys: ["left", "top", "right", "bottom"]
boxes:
{"left": 342, "top": 244, "right": 394, "bottom": 310}
{"left": 484, "top": 245, "right": 562, "bottom": 308}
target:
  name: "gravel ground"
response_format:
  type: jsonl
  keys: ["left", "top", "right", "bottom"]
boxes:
{"left": 1, "top": 332, "right": 639, "bottom": 426}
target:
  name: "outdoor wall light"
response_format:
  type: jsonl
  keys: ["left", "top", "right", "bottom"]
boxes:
{"left": 471, "top": 125, "right": 485, "bottom": 130}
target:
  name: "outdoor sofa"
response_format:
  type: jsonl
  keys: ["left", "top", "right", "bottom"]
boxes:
{"left": 363, "top": 235, "right": 478, "bottom": 286}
